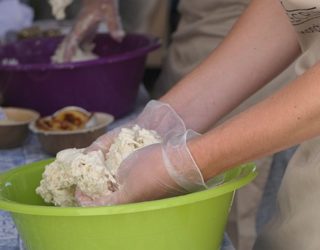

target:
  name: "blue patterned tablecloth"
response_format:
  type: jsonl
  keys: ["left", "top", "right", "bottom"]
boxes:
{"left": 0, "top": 87, "right": 234, "bottom": 250}
{"left": 0, "top": 135, "right": 49, "bottom": 250}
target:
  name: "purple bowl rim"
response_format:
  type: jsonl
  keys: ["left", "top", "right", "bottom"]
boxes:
{"left": 0, "top": 33, "right": 161, "bottom": 72}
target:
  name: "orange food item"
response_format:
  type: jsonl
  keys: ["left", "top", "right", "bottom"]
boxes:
{"left": 36, "top": 109, "right": 92, "bottom": 131}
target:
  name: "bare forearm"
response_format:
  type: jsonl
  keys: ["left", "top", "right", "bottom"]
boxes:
{"left": 191, "top": 62, "right": 320, "bottom": 180}
{"left": 161, "top": 0, "right": 300, "bottom": 132}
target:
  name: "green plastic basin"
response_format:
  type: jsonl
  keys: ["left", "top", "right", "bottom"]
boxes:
{"left": 0, "top": 159, "right": 256, "bottom": 250}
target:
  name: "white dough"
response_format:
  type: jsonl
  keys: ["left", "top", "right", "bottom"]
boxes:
{"left": 36, "top": 125, "right": 162, "bottom": 207}
{"left": 36, "top": 149, "right": 117, "bottom": 207}
{"left": 51, "top": 43, "right": 98, "bottom": 64}
{"left": 49, "top": 0, "right": 73, "bottom": 20}
{"left": 106, "top": 125, "right": 162, "bottom": 173}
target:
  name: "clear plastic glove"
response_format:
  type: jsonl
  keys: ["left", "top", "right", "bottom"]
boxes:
{"left": 85, "top": 100, "right": 186, "bottom": 154}
{"left": 60, "top": 0, "right": 125, "bottom": 62}
{"left": 76, "top": 130, "right": 208, "bottom": 206}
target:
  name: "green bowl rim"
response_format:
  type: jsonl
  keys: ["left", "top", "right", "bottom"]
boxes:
{"left": 0, "top": 159, "right": 257, "bottom": 216}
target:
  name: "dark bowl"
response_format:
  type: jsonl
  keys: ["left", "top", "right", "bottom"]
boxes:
{"left": 0, "top": 107, "right": 40, "bottom": 149}
{"left": 0, "top": 33, "right": 160, "bottom": 118}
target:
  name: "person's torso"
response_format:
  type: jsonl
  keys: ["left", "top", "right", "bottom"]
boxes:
{"left": 253, "top": 1, "right": 320, "bottom": 249}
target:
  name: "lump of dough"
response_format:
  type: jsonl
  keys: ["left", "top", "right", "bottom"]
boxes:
{"left": 49, "top": 0, "right": 73, "bottom": 20}
{"left": 36, "top": 125, "right": 162, "bottom": 207}
{"left": 36, "top": 148, "right": 117, "bottom": 207}
{"left": 106, "top": 125, "right": 162, "bottom": 173}
{"left": 51, "top": 43, "right": 98, "bottom": 64}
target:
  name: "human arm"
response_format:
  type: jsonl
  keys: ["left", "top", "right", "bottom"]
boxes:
{"left": 162, "top": 0, "right": 320, "bottom": 181}
{"left": 160, "top": 0, "right": 300, "bottom": 132}
{"left": 88, "top": 0, "right": 299, "bottom": 153}
{"left": 191, "top": 62, "right": 320, "bottom": 179}
{"left": 60, "top": 0, "right": 124, "bottom": 62}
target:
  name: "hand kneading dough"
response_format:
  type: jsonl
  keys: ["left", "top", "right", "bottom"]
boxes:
{"left": 48, "top": 0, "right": 99, "bottom": 63}
{"left": 36, "top": 125, "right": 162, "bottom": 207}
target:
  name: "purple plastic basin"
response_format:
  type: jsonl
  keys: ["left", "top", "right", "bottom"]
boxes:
{"left": 0, "top": 34, "right": 160, "bottom": 118}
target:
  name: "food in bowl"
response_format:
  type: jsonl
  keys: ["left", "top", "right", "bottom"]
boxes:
{"left": 36, "top": 125, "right": 162, "bottom": 207}
{"left": 35, "top": 106, "right": 94, "bottom": 131}
{"left": 29, "top": 108, "right": 114, "bottom": 155}
{"left": 0, "top": 159, "right": 256, "bottom": 250}
{"left": 0, "top": 33, "right": 160, "bottom": 118}
{"left": 16, "top": 26, "right": 61, "bottom": 41}
{"left": 51, "top": 43, "right": 98, "bottom": 63}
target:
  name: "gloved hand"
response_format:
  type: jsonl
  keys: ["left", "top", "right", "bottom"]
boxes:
{"left": 76, "top": 130, "right": 208, "bottom": 206}
{"left": 85, "top": 100, "right": 186, "bottom": 154}
{"left": 60, "top": 0, "right": 125, "bottom": 62}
